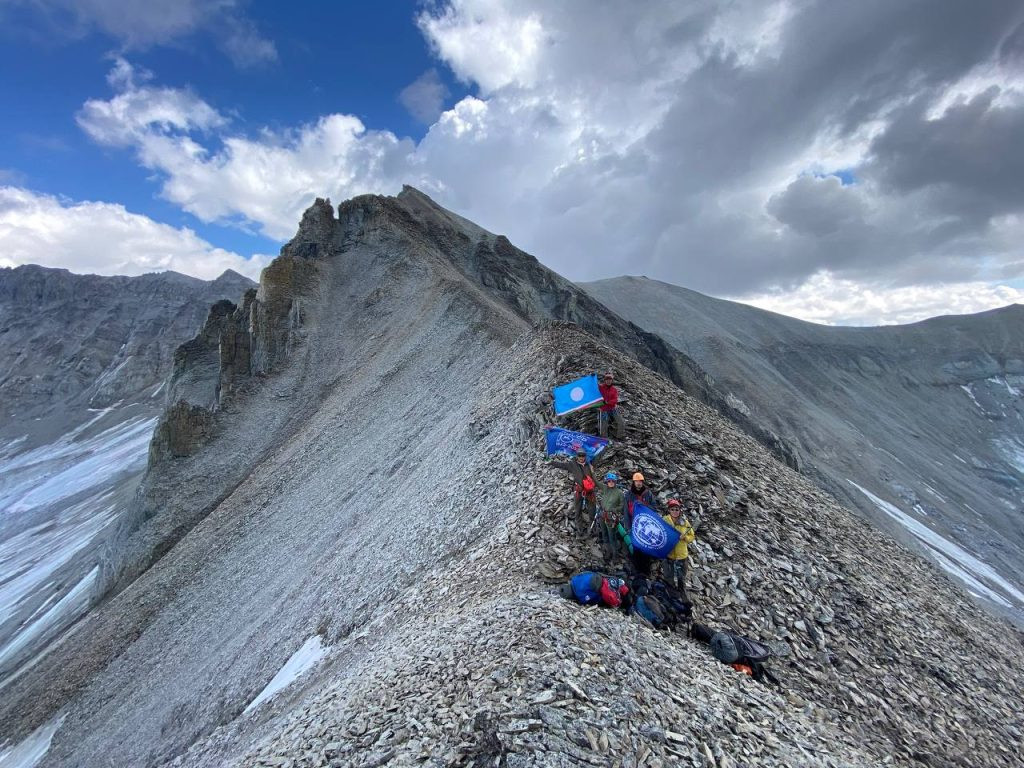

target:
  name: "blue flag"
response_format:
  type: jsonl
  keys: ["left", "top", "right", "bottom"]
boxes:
{"left": 553, "top": 374, "right": 603, "bottom": 415}
{"left": 544, "top": 426, "right": 609, "bottom": 461}
{"left": 631, "top": 503, "right": 680, "bottom": 559}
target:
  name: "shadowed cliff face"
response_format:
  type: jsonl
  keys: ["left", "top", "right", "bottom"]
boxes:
{"left": 583, "top": 276, "right": 1024, "bottom": 620}
{"left": 0, "top": 266, "right": 256, "bottom": 432}
{"left": 0, "top": 183, "right": 1023, "bottom": 768}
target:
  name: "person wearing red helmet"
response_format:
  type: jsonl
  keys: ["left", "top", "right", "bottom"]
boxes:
{"left": 661, "top": 498, "right": 696, "bottom": 591}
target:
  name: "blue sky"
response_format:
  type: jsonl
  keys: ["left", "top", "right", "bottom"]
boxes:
{"left": 0, "top": 2, "right": 467, "bottom": 259}
{"left": 1, "top": 1, "right": 1022, "bottom": 326}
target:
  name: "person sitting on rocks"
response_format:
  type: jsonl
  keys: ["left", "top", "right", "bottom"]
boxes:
{"left": 690, "top": 623, "right": 779, "bottom": 685}
{"left": 661, "top": 499, "right": 696, "bottom": 592}
{"left": 597, "top": 372, "right": 625, "bottom": 439}
{"left": 547, "top": 447, "right": 597, "bottom": 534}
{"left": 558, "top": 571, "right": 630, "bottom": 608}
{"left": 597, "top": 472, "right": 626, "bottom": 561}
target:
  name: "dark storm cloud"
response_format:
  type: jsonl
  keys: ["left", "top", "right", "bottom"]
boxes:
{"left": 618, "top": 0, "right": 1024, "bottom": 295}
{"left": 867, "top": 88, "right": 1024, "bottom": 222}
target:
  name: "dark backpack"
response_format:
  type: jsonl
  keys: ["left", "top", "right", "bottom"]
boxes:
{"left": 734, "top": 634, "right": 772, "bottom": 665}
{"left": 633, "top": 595, "right": 666, "bottom": 628}
{"left": 648, "top": 581, "right": 693, "bottom": 625}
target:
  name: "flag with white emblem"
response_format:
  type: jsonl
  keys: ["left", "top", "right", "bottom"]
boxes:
{"left": 552, "top": 374, "right": 603, "bottom": 415}
{"left": 630, "top": 503, "right": 681, "bottom": 559}
{"left": 544, "top": 426, "right": 610, "bottom": 461}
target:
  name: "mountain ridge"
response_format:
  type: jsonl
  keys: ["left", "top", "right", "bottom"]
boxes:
{"left": 2, "top": 189, "right": 1023, "bottom": 767}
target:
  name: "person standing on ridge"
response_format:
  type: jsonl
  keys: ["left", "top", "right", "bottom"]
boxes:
{"left": 597, "top": 471, "right": 626, "bottom": 561}
{"left": 661, "top": 499, "right": 696, "bottom": 591}
{"left": 547, "top": 447, "right": 597, "bottom": 534}
{"left": 597, "top": 372, "right": 625, "bottom": 439}
{"left": 622, "top": 472, "right": 657, "bottom": 574}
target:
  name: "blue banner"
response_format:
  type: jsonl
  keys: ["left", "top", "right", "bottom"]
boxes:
{"left": 553, "top": 374, "right": 603, "bottom": 415}
{"left": 631, "top": 503, "right": 680, "bottom": 559}
{"left": 544, "top": 426, "right": 609, "bottom": 461}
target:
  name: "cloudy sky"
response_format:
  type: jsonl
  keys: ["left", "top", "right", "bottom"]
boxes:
{"left": 1, "top": 1, "right": 1022, "bottom": 325}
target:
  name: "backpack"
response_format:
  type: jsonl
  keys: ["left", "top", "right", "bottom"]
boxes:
{"left": 712, "top": 631, "right": 772, "bottom": 665}
{"left": 570, "top": 572, "right": 603, "bottom": 604}
{"left": 633, "top": 595, "right": 666, "bottom": 628}
{"left": 648, "top": 581, "right": 693, "bottom": 625}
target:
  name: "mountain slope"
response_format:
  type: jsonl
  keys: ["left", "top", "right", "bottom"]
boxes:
{"left": 583, "top": 276, "right": 1024, "bottom": 619}
{"left": 1, "top": 190, "right": 1022, "bottom": 767}
{"left": 0, "top": 266, "right": 255, "bottom": 685}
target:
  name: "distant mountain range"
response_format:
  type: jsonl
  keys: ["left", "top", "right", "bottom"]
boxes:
{"left": 583, "top": 276, "right": 1024, "bottom": 615}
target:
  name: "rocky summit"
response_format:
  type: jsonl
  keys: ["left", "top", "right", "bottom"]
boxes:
{"left": 1, "top": 189, "right": 1022, "bottom": 768}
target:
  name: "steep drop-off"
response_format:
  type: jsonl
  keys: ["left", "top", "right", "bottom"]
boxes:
{"left": 0, "top": 266, "right": 255, "bottom": 686}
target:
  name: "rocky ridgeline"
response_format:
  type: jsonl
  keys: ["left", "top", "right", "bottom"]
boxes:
{"left": 171, "top": 324, "right": 1022, "bottom": 768}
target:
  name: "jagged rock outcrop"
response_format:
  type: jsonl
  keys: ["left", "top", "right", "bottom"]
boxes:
{"left": 3, "top": 190, "right": 1022, "bottom": 768}
{"left": 583, "top": 276, "right": 1024, "bottom": 620}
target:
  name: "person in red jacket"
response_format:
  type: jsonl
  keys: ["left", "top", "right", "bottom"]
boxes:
{"left": 597, "top": 372, "right": 625, "bottom": 439}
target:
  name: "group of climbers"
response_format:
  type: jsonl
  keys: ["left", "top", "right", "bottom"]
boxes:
{"left": 547, "top": 370, "right": 779, "bottom": 685}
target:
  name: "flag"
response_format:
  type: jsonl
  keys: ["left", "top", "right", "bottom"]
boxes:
{"left": 544, "top": 426, "right": 609, "bottom": 461}
{"left": 630, "top": 503, "right": 680, "bottom": 559}
{"left": 552, "top": 374, "right": 603, "bottom": 415}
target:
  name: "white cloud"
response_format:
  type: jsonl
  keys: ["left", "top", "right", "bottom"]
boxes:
{"left": 418, "top": 1, "right": 548, "bottom": 93}
{"left": 66, "top": 2, "right": 1024, "bottom": 324}
{"left": 740, "top": 272, "right": 1024, "bottom": 326}
{"left": 399, "top": 69, "right": 450, "bottom": 123}
{"left": 4, "top": 0, "right": 276, "bottom": 67}
{"left": 78, "top": 60, "right": 414, "bottom": 240}
{"left": 0, "top": 186, "right": 268, "bottom": 280}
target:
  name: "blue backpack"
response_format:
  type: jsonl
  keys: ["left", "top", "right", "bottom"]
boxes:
{"left": 570, "top": 572, "right": 603, "bottom": 604}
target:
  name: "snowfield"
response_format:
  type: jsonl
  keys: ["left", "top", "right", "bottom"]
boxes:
{"left": 848, "top": 481, "right": 1024, "bottom": 608}
{"left": 0, "top": 412, "right": 157, "bottom": 684}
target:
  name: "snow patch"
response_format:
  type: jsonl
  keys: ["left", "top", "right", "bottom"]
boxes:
{"left": 0, "top": 713, "right": 66, "bottom": 768}
{"left": 244, "top": 636, "right": 327, "bottom": 714}
{"left": 986, "top": 375, "right": 1021, "bottom": 398}
{"left": 848, "top": 481, "right": 1024, "bottom": 608}
{"left": 959, "top": 384, "right": 985, "bottom": 412}
{"left": 0, "top": 567, "right": 99, "bottom": 673}
{"left": 921, "top": 482, "right": 947, "bottom": 503}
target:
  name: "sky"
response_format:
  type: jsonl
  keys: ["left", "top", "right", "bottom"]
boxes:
{"left": 1, "top": 0, "right": 1023, "bottom": 326}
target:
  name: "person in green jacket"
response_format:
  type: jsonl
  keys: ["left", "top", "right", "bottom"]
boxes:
{"left": 596, "top": 472, "right": 626, "bottom": 561}
{"left": 661, "top": 499, "right": 696, "bottom": 591}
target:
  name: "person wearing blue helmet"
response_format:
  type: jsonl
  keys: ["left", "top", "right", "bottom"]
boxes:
{"left": 596, "top": 471, "right": 626, "bottom": 561}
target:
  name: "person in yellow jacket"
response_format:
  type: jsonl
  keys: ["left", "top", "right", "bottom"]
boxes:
{"left": 661, "top": 499, "right": 695, "bottom": 591}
